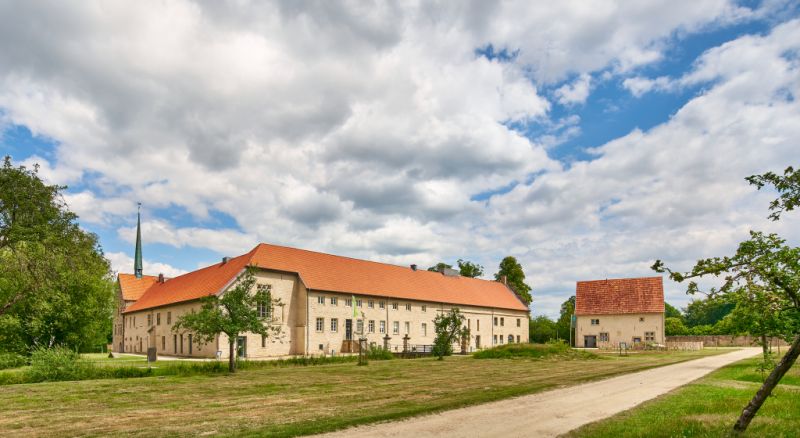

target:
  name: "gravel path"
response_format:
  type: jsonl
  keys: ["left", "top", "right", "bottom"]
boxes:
{"left": 315, "top": 347, "right": 760, "bottom": 438}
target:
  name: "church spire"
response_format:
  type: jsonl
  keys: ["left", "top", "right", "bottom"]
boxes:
{"left": 134, "top": 203, "right": 143, "bottom": 279}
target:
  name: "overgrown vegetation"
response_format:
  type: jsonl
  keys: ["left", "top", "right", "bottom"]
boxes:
{"left": 0, "top": 349, "right": 722, "bottom": 436}
{"left": 567, "top": 355, "right": 800, "bottom": 438}
{"left": 473, "top": 341, "right": 598, "bottom": 360}
{"left": 0, "top": 352, "right": 26, "bottom": 370}
{"left": 366, "top": 346, "right": 394, "bottom": 360}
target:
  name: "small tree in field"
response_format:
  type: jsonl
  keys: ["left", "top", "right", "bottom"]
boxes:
{"left": 173, "top": 266, "right": 282, "bottom": 372}
{"left": 653, "top": 166, "right": 800, "bottom": 434}
{"left": 432, "top": 308, "right": 467, "bottom": 360}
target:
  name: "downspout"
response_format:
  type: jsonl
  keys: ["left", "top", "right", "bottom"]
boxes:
{"left": 306, "top": 288, "right": 310, "bottom": 356}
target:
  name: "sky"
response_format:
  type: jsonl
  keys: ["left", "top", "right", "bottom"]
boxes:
{"left": 1, "top": 1, "right": 799, "bottom": 319}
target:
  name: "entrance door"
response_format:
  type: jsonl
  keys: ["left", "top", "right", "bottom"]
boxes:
{"left": 237, "top": 336, "right": 247, "bottom": 358}
{"left": 345, "top": 319, "right": 353, "bottom": 341}
{"left": 584, "top": 335, "right": 597, "bottom": 348}
{"left": 475, "top": 335, "right": 481, "bottom": 349}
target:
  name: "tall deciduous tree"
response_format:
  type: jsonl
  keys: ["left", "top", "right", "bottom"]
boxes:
{"left": 652, "top": 166, "right": 800, "bottom": 433}
{"left": 173, "top": 266, "right": 282, "bottom": 372}
{"left": 664, "top": 302, "right": 682, "bottom": 319}
{"left": 556, "top": 296, "right": 575, "bottom": 343}
{"left": 494, "top": 256, "right": 532, "bottom": 305}
{"left": 0, "top": 156, "right": 114, "bottom": 353}
{"left": 456, "top": 259, "right": 484, "bottom": 278}
{"left": 529, "top": 315, "right": 557, "bottom": 343}
{"left": 432, "top": 308, "right": 467, "bottom": 360}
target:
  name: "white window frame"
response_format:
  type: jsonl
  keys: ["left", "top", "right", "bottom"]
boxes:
{"left": 421, "top": 323, "right": 427, "bottom": 336}
{"left": 392, "top": 302, "right": 398, "bottom": 310}
{"left": 331, "top": 297, "right": 338, "bottom": 306}
{"left": 379, "top": 301, "right": 385, "bottom": 309}
{"left": 317, "top": 296, "right": 325, "bottom": 305}
{"left": 331, "top": 318, "right": 338, "bottom": 332}
{"left": 380, "top": 320, "right": 386, "bottom": 334}
{"left": 405, "top": 303, "right": 411, "bottom": 311}
{"left": 368, "top": 320, "right": 375, "bottom": 333}
{"left": 393, "top": 321, "right": 399, "bottom": 334}
{"left": 404, "top": 321, "right": 410, "bottom": 334}
{"left": 368, "top": 300, "right": 374, "bottom": 308}
{"left": 316, "top": 317, "right": 324, "bottom": 332}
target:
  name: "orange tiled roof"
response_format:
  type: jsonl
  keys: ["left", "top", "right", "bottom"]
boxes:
{"left": 575, "top": 276, "right": 664, "bottom": 316}
{"left": 118, "top": 273, "right": 158, "bottom": 301}
{"left": 124, "top": 243, "right": 529, "bottom": 313}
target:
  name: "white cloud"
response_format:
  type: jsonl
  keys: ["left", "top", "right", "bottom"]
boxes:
{"left": 106, "top": 251, "right": 187, "bottom": 278}
{"left": 1, "top": 2, "right": 796, "bottom": 318}
{"left": 555, "top": 74, "right": 592, "bottom": 105}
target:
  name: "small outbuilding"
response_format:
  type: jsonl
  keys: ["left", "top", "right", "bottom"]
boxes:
{"left": 574, "top": 276, "right": 665, "bottom": 348}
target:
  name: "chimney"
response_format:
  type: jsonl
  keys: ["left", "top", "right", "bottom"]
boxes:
{"left": 501, "top": 275, "right": 508, "bottom": 285}
{"left": 410, "top": 264, "right": 417, "bottom": 271}
{"left": 222, "top": 256, "right": 231, "bottom": 264}
{"left": 158, "top": 273, "right": 165, "bottom": 283}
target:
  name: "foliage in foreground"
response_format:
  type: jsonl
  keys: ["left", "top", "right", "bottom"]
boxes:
{"left": 432, "top": 308, "right": 468, "bottom": 359}
{"left": 365, "top": 346, "right": 394, "bottom": 360}
{"left": 567, "top": 356, "right": 800, "bottom": 438}
{"left": 0, "top": 352, "right": 27, "bottom": 370}
{"left": 473, "top": 341, "right": 598, "bottom": 360}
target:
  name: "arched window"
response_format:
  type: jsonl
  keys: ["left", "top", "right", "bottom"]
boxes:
{"left": 508, "top": 334, "right": 514, "bottom": 344}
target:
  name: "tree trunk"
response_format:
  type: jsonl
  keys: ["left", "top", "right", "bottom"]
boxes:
{"left": 733, "top": 334, "right": 800, "bottom": 433}
{"left": 228, "top": 338, "right": 236, "bottom": 373}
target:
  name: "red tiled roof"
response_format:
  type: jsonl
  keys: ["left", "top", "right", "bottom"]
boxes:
{"left": 118, "top": 273, "right": 158, "bottom": 301}
{"left": 575, "top": 276, "right": 664, "bottom": 315}
{"left": 124, "top": 243, "right": 529, "bottom": 313}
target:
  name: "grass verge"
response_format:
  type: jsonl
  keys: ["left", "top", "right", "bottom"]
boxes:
{"left": 0, "top": 348, "right": 727, "bottom": 437}
{"left": 473, "top": 342, "right": 598, "bottom": 360}
{"left": 566, "top": 354, "right": 800, "bottom": 438}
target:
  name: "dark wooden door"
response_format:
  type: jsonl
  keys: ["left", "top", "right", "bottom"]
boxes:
{"left": 584, "top": 335, "right": 597, "bottom": 348}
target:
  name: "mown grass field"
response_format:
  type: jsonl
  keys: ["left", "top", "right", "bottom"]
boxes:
{"left": 568, "top": 354, "right": 800, "bottom": 438}
{"left": 0, "top": 348, "right": 726, "bottom": 437}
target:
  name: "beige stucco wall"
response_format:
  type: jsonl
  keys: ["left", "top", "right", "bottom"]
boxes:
{"left": 307, "top": 290, "right": 529, "bottom": 355}
{"left": 120, "top": 267, "right": 529, "bottom": 358}
{"left": 575, "top": 313, "right": 665, "bottom": 348}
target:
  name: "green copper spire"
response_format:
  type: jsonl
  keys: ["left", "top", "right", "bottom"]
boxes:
{"left": 134, "top": 203, "right": 143, "bottom": 279}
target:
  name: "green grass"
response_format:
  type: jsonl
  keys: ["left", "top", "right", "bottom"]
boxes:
{"left": 567, "top": 354, "right": 800, "bottom": 438}
{"left": 473, "top": 342, "right": 598, "bottom": 360}
{"left": 0, "top": 348, "right": 727, "bottom": 437}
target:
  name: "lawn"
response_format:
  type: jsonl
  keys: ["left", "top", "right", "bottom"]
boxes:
{"left": 0, "top": 349, "right": 726, "bottom": 437}
{"left": 567, "top": 354, "right": 800, "bottom": 438}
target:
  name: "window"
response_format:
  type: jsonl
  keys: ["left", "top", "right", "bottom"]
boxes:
{"left": 508, "top": 334, "right": 514, "bottom": 344}
{"left": 262, "top": 335, "right": 266, "bottom": 348}
{"left": 345, "top": 298, "right": 351, "bottom": 307}
{"left": 162, "top": 336, "right": 165, "bottom": 350}
{"left": 517, "top": 318, "right": 520, "bottom": 327}
{"left": 316, "top": 317, "right": 324, "bottom": 332}
{"left": 600, "top": 332, "right": 609, "bottom": 342}
{"left": 331, "top": 297, "right": 338, "bottom": 306}
{"left": 380, "top": 320, "right": 386, "bottom": 334}
{"left": 157, "top": 313, "right": 161, "bottom": 325}
{"left": 188, "top": 334, "right": 193, "bottom": 355}
{"left": 318, "top": 296, "right": 325, "bottom": 305}
{"left": 499, "top": 335, "right": 504, "bottom": 344}
{"left": 494, "top": 317, "right": 498, "bottom": 326}
{"left": 180, "top": 334, "right": 184, "bottom": 354}
{"left": 368, "top": 300, "right": 374, "bottom": 308}
{"left": 493, "top": 335, "right": 497, "bottom": 344}
{"left": 405, "top": 303, "right": 411, "bottom": 311}
{"left": 421, "top": 305, "right": 426, "bottom": 312}
{"left": 167, "top": 311, "right": 171, "bottom": 325}
{"left": 392, "top": 302, "right": 398, "bottom": 310}
{"left": 591, "top": 319, "right": 600, "bottom": 325}
{"left": 357, "top": 319, "right": 364, "bottom": 334}
{"left": 477, "top": 320, "right": 480, "bottom": 331}
{"left": 368, "top": 320, "right": 375, "bottom": 333}
{"left": 393, "top": 321, "right": 399, "bottom": 334}
{"left": 147, "top": 314, "right": 152, "bottom": 326}
{"left": 645, "top": 331, "right": 655, "bottom": 342}
{"left": 422, "top": 322, "right": 427, "bottom": 336}
{"left": 640, "top": 317, "right": 645, "bottom": 322}
{"left": 500, "top": 317, "right": 504, "bottom": 327}
{"left": 404, "top": 321, "right": 410, "bottom": 334}
{"left": 379, "top": 301, "right": 385, "bottom": 309}
{"left": 356, "top": 299, "right": 362, "bottom": 307}
{"left": 318, "top": 344, "right": 324, "bottom": 351}
{"left": 331, "top": 318, "right": 339, "bottom": 332}
{"left": 257, "top": 285, "right": 272, "bottom": 319}
{"left": 173, "top": 334, "right": 177, "bottom": 354}
{"left": 516, "top": 335, "right": 520, "bottom": 343}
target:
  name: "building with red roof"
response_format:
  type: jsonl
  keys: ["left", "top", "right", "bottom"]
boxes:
{"left": 574, "top": 276, "right": 665, "bottom": 348}
{"left": 114, "top": 240, "right": 529, "bottom": 358}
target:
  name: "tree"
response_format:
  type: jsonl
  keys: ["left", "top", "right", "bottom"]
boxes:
{"left": 529, "top": 315, "right": 557, "bottom": 343}
{"left": 664, "top": 302, "right": 682, "bottom": 319}
{"left": 665, "top": 317, "right": 689, "bottom": 336}
{"left": 173, "top": 266, "right": 282, "bottom": 372}
{"left": 494, "top": 256, "right": 532, "bottom": 305}
{"left": 683, "top": 296, "right": 734, "bottom": 328}
{"left": 456, "top": 259, "right": 484, "bottom": 278}
{"left": 0, "top": 156, "right": 114, "bottom": 353}
{"left": 746, "top": 166, "right": 799, "bottom": 220}
{"left": 555, "top": 296, "right": 575, "bottom": 343}
{"left": 427, "top": 262, "right": 452, "bottom": 272}
{"left": 432, "top": 308, "right": 467, "bottom": 360}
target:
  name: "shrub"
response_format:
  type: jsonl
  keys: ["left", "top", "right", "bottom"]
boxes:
{"left": 0, "top": 352, "right": 27, "bottom": 370}
{"left": 366, "top": 346, "right": 394, "bottom": 360}
{"left": 26, "top": 346, "right": 90, "bottom": 382}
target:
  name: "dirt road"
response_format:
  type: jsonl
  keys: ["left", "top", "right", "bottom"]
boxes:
{"left": 315, "top": 348, "right": 760, "bottom": 438}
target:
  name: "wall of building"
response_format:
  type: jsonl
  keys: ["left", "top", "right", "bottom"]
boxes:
{"left": 111, "top": 289, "right": 130, "bottom": 353}
{"left": 575, "top": 313, "right": 664, "bottom": 348}
{"left": 306, "top": 290, "right": 529, "bottom": 355}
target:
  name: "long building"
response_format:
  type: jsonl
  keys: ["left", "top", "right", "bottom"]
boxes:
{"left": 113, "top": 243, "right": 530, "bottom": 359}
